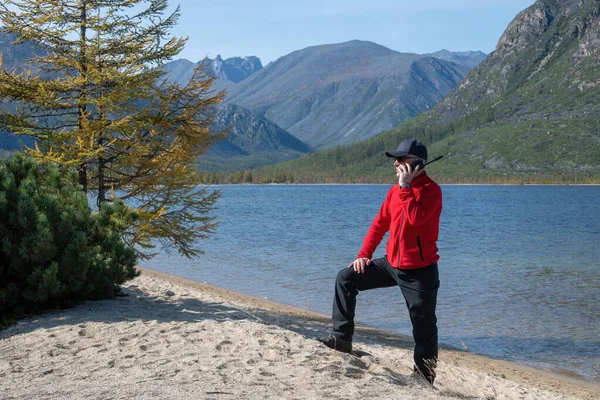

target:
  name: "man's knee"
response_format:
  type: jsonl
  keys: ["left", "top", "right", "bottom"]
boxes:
{"left": 335, "top": 268, "right": 362, "bottom": 295}
{"left": 336, "top": 267, "right": 356, "bottom": 283}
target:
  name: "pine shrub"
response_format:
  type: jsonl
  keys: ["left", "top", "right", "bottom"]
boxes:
{"left": 0, "top": 154, "right": 139, "bottom": 316}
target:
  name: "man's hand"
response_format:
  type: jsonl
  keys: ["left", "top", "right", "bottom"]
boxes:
{"left": 348, "top": 258, "right": 371, "bottom": 274}
{"left": 397, "top": 162, "right": 421, "bottom": 186}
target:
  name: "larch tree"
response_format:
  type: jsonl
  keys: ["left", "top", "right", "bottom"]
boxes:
{"left": 0, "top": 0, "right": 226, "bottom": 258}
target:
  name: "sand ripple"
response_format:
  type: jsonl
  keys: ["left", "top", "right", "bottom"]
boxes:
{"left": 1, "top": 270, "right": 597, "bottom": 400}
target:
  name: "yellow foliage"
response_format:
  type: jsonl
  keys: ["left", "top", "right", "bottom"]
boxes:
{"left": 0, "top": 0, "right": 225, "bottom": 259}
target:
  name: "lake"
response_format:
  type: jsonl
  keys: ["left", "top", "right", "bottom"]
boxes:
{"left": 144, "top": 184, "right": 600, "bottom": 382}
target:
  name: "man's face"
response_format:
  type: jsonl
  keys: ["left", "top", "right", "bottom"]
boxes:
{"left": 394, "top": 156, "right": 419, "bottom": 167}
{"left": 394, "top": 156, "right": 423, "bottom": 177}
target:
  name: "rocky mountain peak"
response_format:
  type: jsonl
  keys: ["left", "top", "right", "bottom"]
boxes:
{"left": 493, "top": 0, "right": 595, "bottom": 58}
{"left": 426, "top": 49, "right": 487, "bottom": 68}
{"left": 494, "top": 2, "right": 556, "bottom": 57}
{"left": 210, "top": 55, "right": 263, "bottom": 83}
{"left": 438, "top": 0, "right": 600, "bottom": 122}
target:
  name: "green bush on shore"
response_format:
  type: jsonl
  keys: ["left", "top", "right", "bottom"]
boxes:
{"left": 0, "top": 154, "right": 139, "bottom": 320}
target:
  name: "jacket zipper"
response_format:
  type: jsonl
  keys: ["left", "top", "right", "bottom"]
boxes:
{"left": 417, "top": 235, "right": 424, "bottom": 262}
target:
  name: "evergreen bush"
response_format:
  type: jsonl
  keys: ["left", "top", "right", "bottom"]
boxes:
{"left": 0, "top": 154, "right": 139, "bottom": 316}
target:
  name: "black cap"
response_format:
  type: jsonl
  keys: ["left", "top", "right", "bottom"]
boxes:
{"left": 385, "top": 139, "right": 428, "bottom": 160}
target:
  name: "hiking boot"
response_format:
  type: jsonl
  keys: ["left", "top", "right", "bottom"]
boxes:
{"left": 413, "top": 365, "right": 435, "bottom": 386}
{"left": 317, "top": 335, "right": 352, "bottom": 354}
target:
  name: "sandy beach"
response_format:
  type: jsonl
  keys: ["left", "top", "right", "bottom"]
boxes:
{"left": 1, "top": 267, "right": 598, "bottom": 400}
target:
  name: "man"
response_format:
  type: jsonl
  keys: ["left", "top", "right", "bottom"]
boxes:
{"left": 318, "top": 139, "right": 442, "bottom": 385}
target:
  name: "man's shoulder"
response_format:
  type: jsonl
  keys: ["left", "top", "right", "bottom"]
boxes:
{"left": 421, "top": 175, "right": 442, "bottom": 194}
{"left": 425, "top": 176, "right": 441, "bottom": 188}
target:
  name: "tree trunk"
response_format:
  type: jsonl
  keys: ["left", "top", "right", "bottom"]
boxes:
{"left": 78, "top": 0, "right": 88, "bottom": 194}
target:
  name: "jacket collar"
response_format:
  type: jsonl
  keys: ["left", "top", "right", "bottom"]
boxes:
{"left": 410, "top": 172, "right": 430, "bottom": 187}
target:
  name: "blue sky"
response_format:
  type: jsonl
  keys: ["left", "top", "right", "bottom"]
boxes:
{"left": 169, "top": 0, "right": 536, "bottom": 64}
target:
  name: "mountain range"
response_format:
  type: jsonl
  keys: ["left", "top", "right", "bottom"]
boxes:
{"left": 2, "top": 1, "right": 598, "bottom": 183}
{"left": 424, "top": 50, "right": 487, "bottom": 69}
{"left": 164, "top": 55, "right": 263, "bottom": 92}
{"left": 197, "top": 104, "right": 312, "bottom": 171}
{"left": 248, "top": 0, "right": 600, "bottom": 183}
{"left": 165, "top": 41, "right": 484, "bottom": 150}
{"left": 1, "top": 32, "right": 485, "bottom": 171}
{"left": 223, "top": 41, "right": 473, "bottom": 149}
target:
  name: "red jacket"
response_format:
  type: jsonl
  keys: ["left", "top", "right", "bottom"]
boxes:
{"left": 357, "top": 173, "right": 442, "bottom": 269}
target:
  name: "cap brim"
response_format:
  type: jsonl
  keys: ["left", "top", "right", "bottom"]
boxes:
{"left": 385, "top": 150, "right": 409, "bottom": 158}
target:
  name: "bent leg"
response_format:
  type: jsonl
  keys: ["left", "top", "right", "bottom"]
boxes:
{"left": 332, "top": 257, "right": 396, "bottom": 341}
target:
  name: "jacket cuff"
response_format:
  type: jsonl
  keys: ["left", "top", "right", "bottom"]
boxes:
{"left": 398, "top": 187, "right": 414, "bottom": 199}
{"left": 357, "top": 251, "right": 371, "bottom": 259}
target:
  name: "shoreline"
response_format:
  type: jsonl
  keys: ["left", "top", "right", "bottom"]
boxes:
{"left": 1, "top": 266, "right": 598, "bottom": 399}
{"left": 207, "top": 183, "right": 600, "bottom": 186}
{"left": 138, "top": 268, "right": 599, "bottom": 398}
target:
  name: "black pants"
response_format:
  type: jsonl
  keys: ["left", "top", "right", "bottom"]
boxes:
{"left": 331, "top": 256, "right": 439, "bottom": 377}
